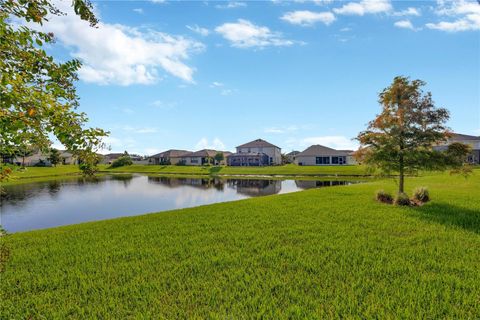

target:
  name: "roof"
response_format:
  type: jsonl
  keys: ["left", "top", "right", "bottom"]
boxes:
{"left": 182, "top": 149, "right": 221, "bottom": 158}
{"left": 103, "top": 153, "right": 124, "bottom": 159}
{"left": 236, "top": 139, "right": 280, "bottom": 149}
{"left": 150, "top": 149, "right": 190, "bottom": 158}
{"left": 449, "top": 133, "right": 480, "bottom": 141}
{"left": 296, "top": 145, "right": 352, "bottom": 157}
{"left": 286, "top": 151, "right": 300, "bottom": 156}
{"left": 227, "top": 152, "right": 268, "bottom": 157}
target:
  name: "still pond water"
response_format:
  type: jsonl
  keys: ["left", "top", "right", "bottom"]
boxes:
{"left": 1, "top": 175, "right": 360, "bottom": 232}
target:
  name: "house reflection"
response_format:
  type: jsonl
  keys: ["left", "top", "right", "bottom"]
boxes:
{"left": 294, "top": 180, "right": 355, "bottom": 189}
{"left": 227, "top": 179, "right": 282, "bottom": 196}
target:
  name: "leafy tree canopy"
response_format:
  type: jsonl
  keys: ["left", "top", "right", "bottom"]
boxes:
{"left": 355, "top": 76, "right": 471, "bottom": 194}
{"left": 0, "top": 0, "right": 107, "bottom": 177}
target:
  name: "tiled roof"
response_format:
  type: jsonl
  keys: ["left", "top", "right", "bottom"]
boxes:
{"left": 237, "top": 139, "right": 279, "bottom": 149}
{"left": 450, "top": 133, "right": 480, "bottom": 141}
{"left": 150, "top": 149, "right": 190, "bottom": 158}
{"left": 297, "top": 145, "right": 352, "bottom": 157}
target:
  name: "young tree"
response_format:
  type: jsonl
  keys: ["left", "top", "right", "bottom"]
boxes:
{"left": 214, "top": 152, "right": 224, "bottom": 165}
{"left": 0, "top": 0, "right": 107, "bottom": 179}
{"left": 355, "top": 76, "right": 470, "bottom": 195}
{"left": 48, "top": 148, "right": 61, "bottom": 167}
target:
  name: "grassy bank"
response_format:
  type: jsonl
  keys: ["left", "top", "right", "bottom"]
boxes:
{"left": 3, "top": 164, "right": 369, "bottom": 186}
{"left": 1, "top": 170, "right": 479, "bottom": 318}
{"left": 105, "top": 164, "right": 369, "bottom": 176}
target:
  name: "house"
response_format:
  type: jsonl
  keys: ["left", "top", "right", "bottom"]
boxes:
{"left": 285, "top": 151, "right": 300, "bottom": 164}
{"left": 181, "top": 149, "right": 229, "bottom": 166}
{"left": 227, "top": 139, "right": 282, "bottom": 166}
{"left": 295, "top": 145, "right": 356, "bottom": 166}
{"left": 59, "top": 151, "right": 78, "bottom": 165}
{"left": 148, "top": 149, "right": 191, "bottom": 165}
{"left": 100, "top": 153, "right": 125, "bottom": 164}
{"left": 434, "top": 133, "right": 480, "bottom": 164}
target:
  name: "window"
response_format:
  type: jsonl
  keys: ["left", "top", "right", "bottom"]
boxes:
{"left": 191, "top": 158, "right": 198, "bottom": 164}
{"left": 331, "top": 156, "right": 339, "bottom": 164}
{"left": 316, "top": 157, "right": 330, "bottom": 165}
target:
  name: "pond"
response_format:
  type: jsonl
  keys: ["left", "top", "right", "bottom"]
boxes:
{"left": 1, "top": 175, "right": 361, "bottom": 233}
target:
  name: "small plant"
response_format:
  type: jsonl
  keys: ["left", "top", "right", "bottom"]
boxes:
{"left": 375, "top": 190, "right": 393, "bottom": 204}
{"left": 413, "top": 187, "right": 430, "bottom": 203}
{"left": 394, "top": 192, "right": 411, "bottom": 206}
{"left": 109, "top": 156, "right": 133, "bottom": 168}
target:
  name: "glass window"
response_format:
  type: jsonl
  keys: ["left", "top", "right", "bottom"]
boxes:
{"left": 332, "top": 157, "right": 339, "bottom": 164}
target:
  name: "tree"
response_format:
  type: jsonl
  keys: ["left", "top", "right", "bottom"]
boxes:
{"left": 214, "top": 152, "right": 224, "bottom": 165}
{"left": 48, "top": 148, "right": 61, "bottom": 167}
{"left": 355, "top": 76, "right": 471, "bottom": 195}
{"left": 0, "top": 0, "right": 108, "bottom": 179}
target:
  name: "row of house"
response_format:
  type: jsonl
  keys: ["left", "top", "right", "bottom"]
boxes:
{"left": 4, "top": 134, "right": 479, "bottom": 167}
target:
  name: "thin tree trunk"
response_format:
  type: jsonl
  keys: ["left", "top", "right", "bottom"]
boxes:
{"left": 399, "top": 153, "right": 404, "bottom": 194}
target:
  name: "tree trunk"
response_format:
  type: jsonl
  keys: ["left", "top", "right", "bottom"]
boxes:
{"left": 399, "top": 153, "right": 404, "bottom": 194}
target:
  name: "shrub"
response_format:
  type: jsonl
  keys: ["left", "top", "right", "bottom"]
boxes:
{"left": 375, "top": 190, "right": 393, "bottom": 204}
{"left": 394, "top": 192, "right": 411, "bottom": 206}
{"left": 413, "top": 187, "right": 430, "bottom": 203}
{"left": 109, "top": 156, "right": 133, "bottom": 168}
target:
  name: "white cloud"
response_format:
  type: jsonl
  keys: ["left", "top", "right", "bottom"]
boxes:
{"left": 133, "top": 8, "right": 144, "bottom": 14}
{"left": 291, "top": 0, "right": 334, "bottom": 4}
{"left": 333, "top": 0, "right": 392, "bottom": 16}
{"left": 340, "top": 27, "right": 352, "bottom": 31}
{"left": 215, "top": 2, "right": 247, "bottom": 9}
{"left": 287, "top": 136, "right": 358, "bottom": 150}
{"left": 186, "top": 24, "right": 210, "bottom": 36}
{"left": 122, "top": 126, "right": 158, "bottom": 134}
{"left": 150, "top": 0, "right": 167, "bottom": 3}
{"left": 427, "top": 0, "right": 480, "bottom": 32}
{"left": 150, "top": 100, "right": 177, "bottom": 110}
{"left": 393, "top": 7, "right": 421, "bottom": 17}
{"left": 210, "top": 81, "right": 224, "bottom": 87}
{"left": 32, "top": 2, "right": 204, "bottom": 85}
{"left": 264, "top": 125, "right": 299, "bottom": 134}
{"left": 215, "top": 19, "right": 294, "bottom": 48}
{"left": 394, "top": 19, "right": 415, "bottom": 30}
{"left": 281, "top": 10, "right": 336, "bottom": 26}
{"left": 195, "top": 138, "right": 226, "bottom": 150}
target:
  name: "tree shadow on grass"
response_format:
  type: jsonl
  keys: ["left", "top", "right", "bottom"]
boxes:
{"left": 412, "top": 203, "right": 480, "bottom": 234}
{"left": 209, "top": 166, "right": 222, "bottom": 174}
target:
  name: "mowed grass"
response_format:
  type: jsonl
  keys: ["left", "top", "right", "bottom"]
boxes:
{"left": 1, "top": 170, "right": 479, "bottom": 318}
{"left": 105, "top": 163, "right": 369, "bottom": 176}
{"left": 3, "top": 165, "right": 81, "bottom": 185}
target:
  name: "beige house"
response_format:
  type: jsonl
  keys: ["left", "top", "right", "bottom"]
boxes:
{"left": 12, "top": 150, "right": 78, "bottom": 166}
{"left": 434, "top": 133, "right": 480, "bottom": 164}
{"left": 181, "top": 149, "right": 230, "bottom": 166}
{"left": 149, "top": 149, "right": 191, "bottom": 165}
{"left": 295, "top": 145, "right": 356, "bottom": 166}
{"left": 228, "top": 139, "right": 282, "bottom": 166}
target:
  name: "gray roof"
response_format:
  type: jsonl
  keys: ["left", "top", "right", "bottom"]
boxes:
{"left": 449, "top": 133, "right": 480, "bottom": 141}
{"left": 150, "top": 149, "right": 190, "bottom": 158}
{"left": 286, "top": 151, "right": 300, "bottom": 156}
{"left": 237, "top": 139, "right": 280, "bottom": 149}
{"left": 227, "top": 152, "right": 268, "bottom": 157}
{"left": 183, "top": 149, "right": 226, "bottom": 158}
{"left": 297, "top": 145, "right": 352, "bottom": 157}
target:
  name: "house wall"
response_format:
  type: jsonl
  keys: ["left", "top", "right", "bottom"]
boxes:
{"left": 236, "top": 147, "right": 281, "bottom": 165}
{"left": 183, "top": 156, "right": 204, "bottom": 166}
{"left": 295, "top": 155, "right": 354, "bottom": 166}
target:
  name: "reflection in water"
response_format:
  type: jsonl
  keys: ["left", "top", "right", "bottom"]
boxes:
{"left": 1, "top": 175, "right": 361, "bottom": 232}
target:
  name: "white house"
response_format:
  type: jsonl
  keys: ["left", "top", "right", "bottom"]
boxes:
{"left": 228, "top": 139, "right": 282, "bottom": 166}
{"left": 434, "top": 133, "right": 480, "bottom": 164}
{"left": 295, "top": 145, "right": 356, "bottom": 166}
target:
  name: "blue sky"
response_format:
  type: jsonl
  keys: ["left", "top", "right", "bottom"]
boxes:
{"left": 42, "top": 0, "right": 479, "bottom": 155}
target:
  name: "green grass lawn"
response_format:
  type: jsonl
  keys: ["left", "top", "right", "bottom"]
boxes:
{"left": 106, "top": 163, "right": 369, "bottom": 176}
{"left": 1, "top": 170, "right": 479, "bottom": 318}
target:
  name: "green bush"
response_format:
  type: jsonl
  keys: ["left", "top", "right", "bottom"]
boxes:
{"left": 375, "top": 190, "right": 393, "bottom": 204}
{"left": 413, "top": 187, "right": 430, "bottom": 203}
{"left": 394, "top": 192, "right": 411, "bottom": 206}
{"left": 109, "top": 156, "right": 133, "bottom": 168}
